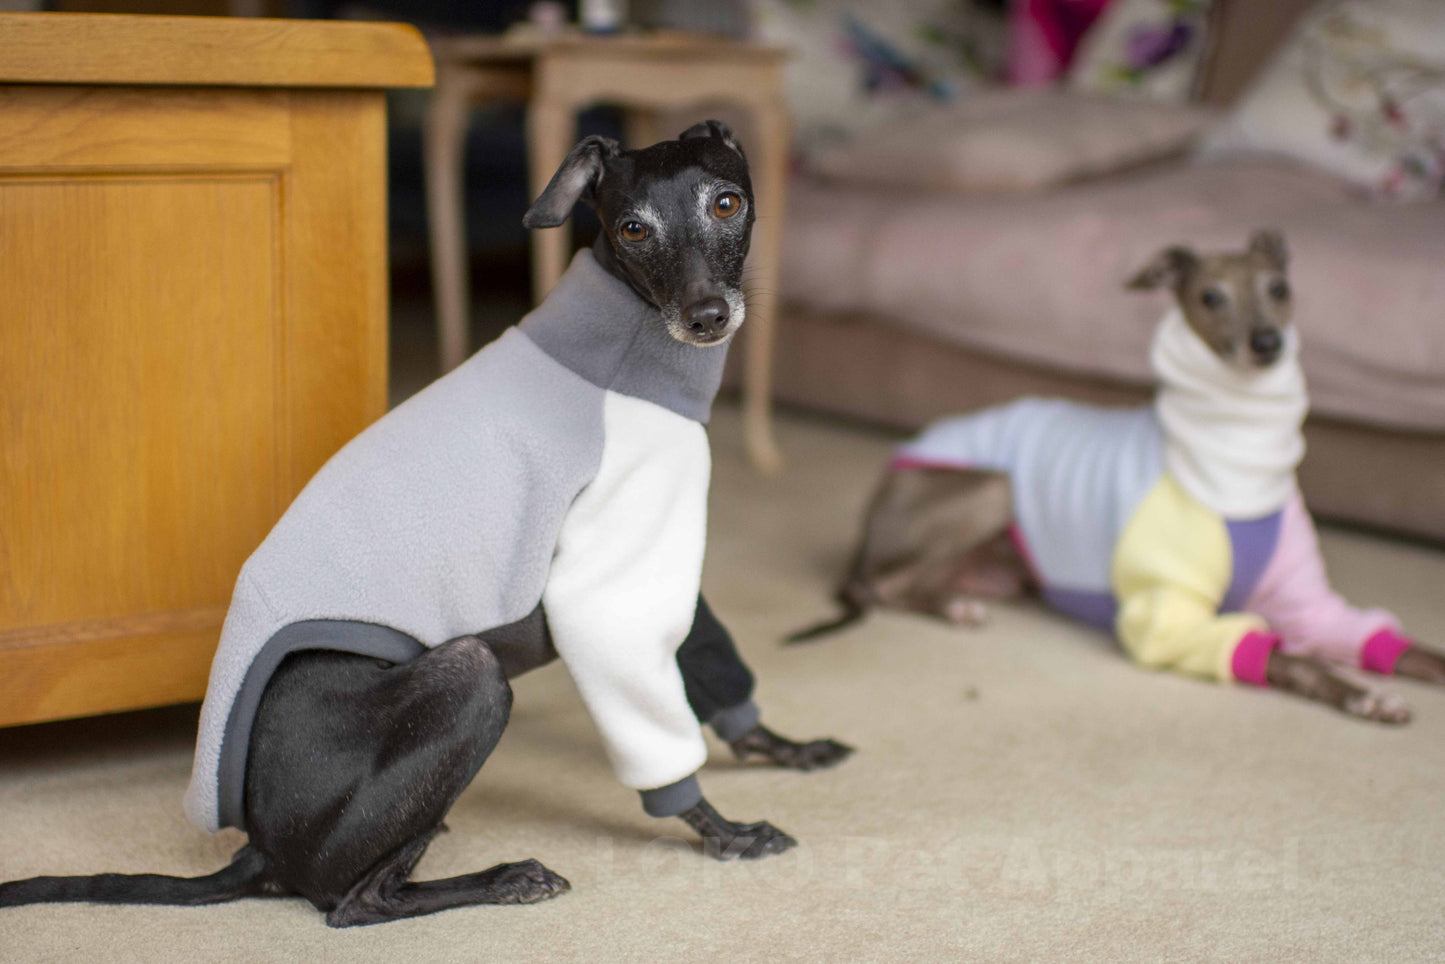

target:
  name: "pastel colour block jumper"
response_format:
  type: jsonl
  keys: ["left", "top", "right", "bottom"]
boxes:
{"left": 186, "top": 250, "right": 728, "bottom": 833}
{"left": 895, "top": 310, "right": 1409, "bottom": 685}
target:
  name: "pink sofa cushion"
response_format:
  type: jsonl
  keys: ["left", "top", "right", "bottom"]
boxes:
{"left": 781, "top": 159, "right": 1445, "bottom": 432}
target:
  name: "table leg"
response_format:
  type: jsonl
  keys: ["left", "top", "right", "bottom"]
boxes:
{"left": 526, "top": 99, "right": 575, "bottom": 303}
{"left": 740, "top": 103, "right": 789, "bottom": 473}
{"left": 424, "top": 66, "right": 474, "bottom": 373}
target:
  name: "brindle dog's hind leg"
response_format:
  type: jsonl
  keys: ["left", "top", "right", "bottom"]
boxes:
{"left": 857, "top": 467, "right": 1023, "bottom": 624}
{"left": 787, "top": 467, "right": 1021, "bottom": 642}
{"left": 905, "top": 530, "right": 1032, "bottom": 626}
{"left": 246, "top": 635, "right": 569, "bottom": 928}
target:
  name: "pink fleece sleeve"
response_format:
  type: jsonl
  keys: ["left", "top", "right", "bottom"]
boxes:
{"left": 1243, "top": 492, "right": 1406, "bottom": 672}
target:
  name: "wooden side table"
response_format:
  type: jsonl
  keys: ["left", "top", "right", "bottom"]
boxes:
{"left": 425, "top": 30, "right": 789, "bottom": 471}
{"left": 0, "top": 14, "right": 432, "bottom": 727}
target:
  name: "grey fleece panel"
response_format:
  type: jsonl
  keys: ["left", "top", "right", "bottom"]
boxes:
{"left": 708, "top": 699, "right": 761, "bottom": 743}
{"left": 521, "top": 250, "right": 728, "bottom": 424}
{"left": 217, "top": 620, "right": 425, "bottom": 830}
{"left": 639, "top": 775, "right": 703, "bottom": 817}
{"left": 188, "top": 328, "right": 606, "bottom": 831}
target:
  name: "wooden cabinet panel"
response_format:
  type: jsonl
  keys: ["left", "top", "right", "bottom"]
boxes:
{"left": 1, "top": 174, "right": 282, "bottom": 628}
{"left": 0, "top": 77, "right": 402, "bottom": 726}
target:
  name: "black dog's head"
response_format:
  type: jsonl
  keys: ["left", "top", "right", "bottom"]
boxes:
{"left": 523, "top": 120, "right": 754, "bottom": 346}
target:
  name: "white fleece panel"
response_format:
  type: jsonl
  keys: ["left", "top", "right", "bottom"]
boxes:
{"left": 544, "top": 391, "right": 711, "bottom": 791}
{"left": 1152, "top": 308, "right": 1307, "bottom": 519}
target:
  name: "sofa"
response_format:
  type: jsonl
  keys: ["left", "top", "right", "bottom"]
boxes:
{"left": 733, "top": 0, "right": 1445, "bottom": 542}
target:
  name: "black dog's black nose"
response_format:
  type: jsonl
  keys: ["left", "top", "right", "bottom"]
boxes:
{"left": 684, "top": 297, "right": 730, "bottom": 337}
{"left": 1249, "top": 328, "right": 1282, "bottom": 357}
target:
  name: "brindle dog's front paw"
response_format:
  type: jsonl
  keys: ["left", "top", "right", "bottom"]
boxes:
{"left": 679, "top": 798, "right": 798, "bottom": 861}
{"left": 1344, "top": 688, "right": 1412, "bottom": 726}
{"left": 488, "top": 859, "right": 572, "bottom": 903}
{"left": 729, "top": 724, "right": 854, "bottom": 771}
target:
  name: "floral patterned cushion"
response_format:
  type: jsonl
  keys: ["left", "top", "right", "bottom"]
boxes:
{"left": 1067, "top": 0, "right": 1215, "bottom": 102}
{"left": 750, "top": 0, "right": 1007, "bottom": 155}
{"left": 1198, "top": 0, "right": 1445, "bottom": 201}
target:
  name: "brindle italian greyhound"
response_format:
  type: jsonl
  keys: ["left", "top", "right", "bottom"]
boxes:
{"left": 791, "top": 230, "right": 1445, "bottom": 723}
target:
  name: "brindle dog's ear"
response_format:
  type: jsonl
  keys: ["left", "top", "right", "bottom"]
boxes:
{"left": 1248, "top": 228, "right": 1289, "bottom": 271}
{"left": 1126, "top": 246, "right": 1199, "bottom": 291}
{"left": 679, "top": 119, "right": 746, "bottom": 160}
{"left": 522, "top": 135, "right": 620, "bottom": 229}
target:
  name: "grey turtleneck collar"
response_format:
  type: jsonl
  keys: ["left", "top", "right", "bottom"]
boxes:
{"left": 519, "top": 249, "right": 730, "bottom": 424}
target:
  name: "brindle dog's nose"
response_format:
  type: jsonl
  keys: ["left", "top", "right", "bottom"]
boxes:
{"left": 684, "top": 297, "right": 730, "bottom": 337}
{"left": 1249, "top": 328, "right": 1282, "bottom": 360}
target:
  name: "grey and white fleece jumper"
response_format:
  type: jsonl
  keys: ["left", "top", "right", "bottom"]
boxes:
{"left": 185, "top": 250, "right": 727, "bottom": 833}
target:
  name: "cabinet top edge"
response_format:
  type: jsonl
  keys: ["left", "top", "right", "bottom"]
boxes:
{"left": 0, "top": 13, "right": 434, "bottom": 89}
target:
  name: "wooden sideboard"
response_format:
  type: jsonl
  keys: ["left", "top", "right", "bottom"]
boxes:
{"left": 0, "top": 14, "right": 433, "bottom": 726}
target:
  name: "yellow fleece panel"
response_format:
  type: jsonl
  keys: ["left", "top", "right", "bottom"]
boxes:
{"left": 1111, "top": 475, "right": 1268, "bottom": 682}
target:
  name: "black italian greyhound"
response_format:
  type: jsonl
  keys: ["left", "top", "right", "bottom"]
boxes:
{"left": 0, "top": 121, "right": 850, "bottom": 926}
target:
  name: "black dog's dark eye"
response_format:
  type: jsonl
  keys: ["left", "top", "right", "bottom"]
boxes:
{"left": 620, "top": 221, "right": 648, "bottom": 242}
{"left": 1200, "top": 289, "right": 1226, "bottom": 310}
{"left": 1268, "top": 278, "right": 1290, "bottom": 301}
{"left": 712, "top": 192, "right": 741, "bottom": 219}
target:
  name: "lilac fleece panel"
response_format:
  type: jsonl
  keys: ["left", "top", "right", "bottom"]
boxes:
{"left": 1221, "top": 512, "right": 1282, "bottom": 613}
{"left": 1243, "top": 491, "right": 1399, "bottom": 666}
{"left": 1041, "top": 586, "right": 1117, "bottom": 631}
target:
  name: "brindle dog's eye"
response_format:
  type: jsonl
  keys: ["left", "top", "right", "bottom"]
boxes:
{"left": 712, "top": 192, "right": 741, "bottom": 219}
{"left": 620, "top": 221, "right": 648, "bottom": 242}
{"left": 1268, "top": 278, "right": 1290, "bottom": 301}
{"left": 1200, "top": 289, "right": 1225, "bottom": 310}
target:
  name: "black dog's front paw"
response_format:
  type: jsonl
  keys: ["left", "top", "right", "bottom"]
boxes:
{"left": 679, "top": 798, "right": 797, "bottom": 861}
{"left": 709, "top": 820, "right": 797, "bottom": 861}
{"left": 729, "top": 724, "right": 854, "bottom": 771}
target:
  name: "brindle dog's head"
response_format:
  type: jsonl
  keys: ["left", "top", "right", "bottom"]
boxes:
{"left": 523, "top": 120, "right": 754, "bottom": 346}
{"left": 1127, "top": 229, "right": 1293, "bottom": 371}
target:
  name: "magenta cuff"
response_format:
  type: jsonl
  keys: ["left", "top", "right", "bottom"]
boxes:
{"left": 1360, "top": 627, "right": 1413, "bottom": 675}
{"left": 1231, "top": 630, "right": 1281, "bottom": 686}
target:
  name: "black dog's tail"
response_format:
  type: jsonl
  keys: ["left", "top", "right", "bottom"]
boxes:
{"left": 0, "top": 845, "right": 271, "bottom": 909}
{"left": 784, "top": 593, "right": 868, "bottom": 644}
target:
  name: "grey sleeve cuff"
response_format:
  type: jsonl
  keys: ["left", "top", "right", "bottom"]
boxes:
{"left": 639, "top": 774, "right": 703, "bottom": 817}
{"left": 708, "top": 699, "right": 761, "bottom": 743}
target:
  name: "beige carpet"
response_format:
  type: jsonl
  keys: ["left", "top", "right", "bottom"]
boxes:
{"left": 3, "top": 403, "right": 1443, "bottom": 963}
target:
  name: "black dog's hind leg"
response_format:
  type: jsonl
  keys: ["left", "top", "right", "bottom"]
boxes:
{"left": 678, "top": 597, "right": 853, "bottom": 771}
{"left": 247, "top": 635, "right": 568, "bottom": 927}
{"left": 325, "top": 831, "right": 567, "bottom": 928}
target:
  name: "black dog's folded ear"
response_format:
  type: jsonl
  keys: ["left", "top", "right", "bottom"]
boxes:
{"left": 1248, "top": 228, "right": 1289, "bottom": 271}
{"left": 679, "top": 119, "right": 746, "bottom": 160}
{"left": 1126, "top": 246, "right": 1199, "bottom": 291}
{"left": 523, "top": 135, "right": 620, "bottom": 229}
